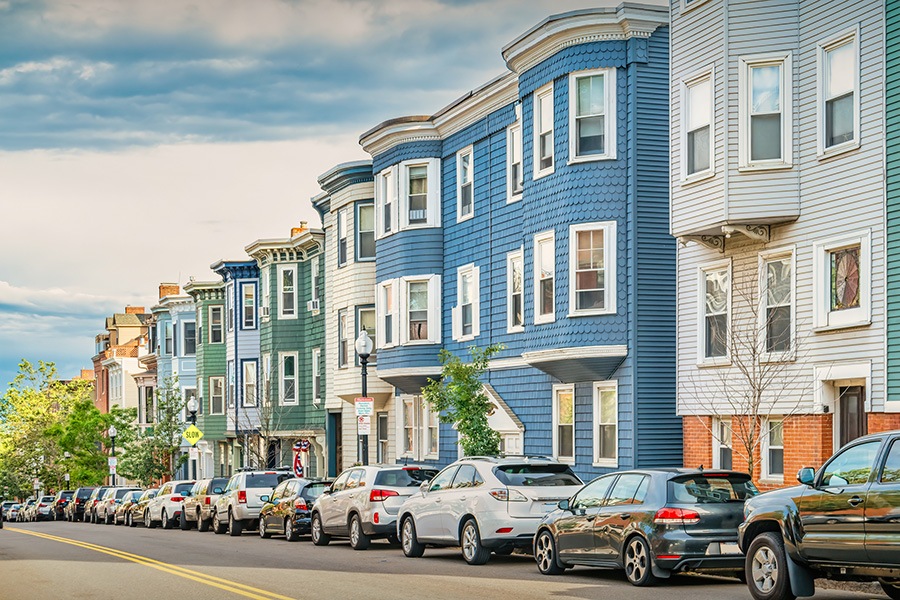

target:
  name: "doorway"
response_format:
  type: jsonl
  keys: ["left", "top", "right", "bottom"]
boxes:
{"left": 838, "top": 385, "right": 867, "bottom": 447}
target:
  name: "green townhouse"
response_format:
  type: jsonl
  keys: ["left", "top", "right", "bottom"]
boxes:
{"left": 184, "top": 279, "right": 230, "bottom": 477}
{"left": 245, "top": 222, "right": 327, "bottom": 476}
{"left": 888, "top": 1, "right": 900, "bottom": 416}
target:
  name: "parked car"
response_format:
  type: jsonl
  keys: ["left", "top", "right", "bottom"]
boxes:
{"left": 213, "top": 468, "right": 294, "bottom": 536}
{"left": 145, "top": 480, "right": 195, "bottom": 529}
{"left": 114, "top": 490, "right": 144, "bottom": 526}
{"left": 65, "top": 487, "right": 95, "bottom": 522}
{"left": 533, "top": 468, "right": 756, "bottom": 585}
{"left": 397, "top": 457, "right": 581, "bottom": 564}
{"left": 33, "top": 495, "right": 56, "bottom": 521}
{"left": 181, "top": 477, "right": 229, "bottom": 531}
{"left": 97, "top": 487, "right": 143, "bottom": 525}
{"left": 259, "top": 478, "right": 332, "bottom": 541}
{"left": 312, "top": 465, "right": 438, "bottom": 550}
{"left": 127, "top": 489, "right": 157, "bottom": 527}
{"left": 1, "top": 501, "right": 14, "bottom": 521}
{"left": 740, "top": 430, "right": 900, "bottom": 600}
{"left": 19, "top": 499, "right": 35, "bottom": 522}
{"left": 6, "top": 504, "right": 22, "bottom": 521}
{"left": 86, "top": 486, "right": 115, "bottom": 523}
{"left": 51, "top": 490, "right": 74, "bottom": 521}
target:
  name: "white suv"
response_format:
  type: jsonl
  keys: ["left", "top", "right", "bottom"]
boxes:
{"left": 213, "top": 469, "right": 293, "bottom": 536}
{"left": 145, "top": 479, "right": 195, "bottom": 529}
{"left": 397, "top": 456, "right": 583, "bottom": 564}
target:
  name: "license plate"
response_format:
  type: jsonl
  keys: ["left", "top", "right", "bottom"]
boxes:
{"left": 721, "top": 542, "right": 741, "bottom": 554}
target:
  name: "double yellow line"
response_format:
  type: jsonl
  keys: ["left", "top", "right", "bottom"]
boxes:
{"left": 7, "top": 527, "right": 296, "bottom": 600}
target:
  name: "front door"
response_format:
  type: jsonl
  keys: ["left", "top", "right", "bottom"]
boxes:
{"left": 839, "top": 386, "right": 867, "bottom": 447}
{"left": 594, "top": 474, "right": 649, "bottom": 561}
{"left": 416, "top": 466, "right": 457, "bottom": 540}
{"left": 556, "top": 474, "right": 616, "bottom": 560}
{"left": 865, "top": 437, "right": 900, "bottom": 565}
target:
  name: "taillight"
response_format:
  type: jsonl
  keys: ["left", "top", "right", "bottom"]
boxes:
{"left": 205, "top": 497, "right": 211, "bottom": 505}
{"left": 39, "top": 503, "right": 46, "bottom": 508}
{"left": 654, "top": 507, "right": 701, "bottom": 525}
{"left": 373, "top": 512, "right": 379, "bottom": 524}
{"left": 293, "top": 498, "right": 307, "bottom": 510}
{"left": 488, "top": 488, "right": 528, "bottom": 502}
{"left": 171, "top": 496, "right": 183, "bottom": 503}
{"left": 369, "top": 489, "right": 399, "bottom": 502}
{"left": 238, "top": 490, "right": 247, "bottom": 504}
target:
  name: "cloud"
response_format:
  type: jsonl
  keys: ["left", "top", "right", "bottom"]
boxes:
{"left": 0, "top": 281, "right": 135, "bottom": 319}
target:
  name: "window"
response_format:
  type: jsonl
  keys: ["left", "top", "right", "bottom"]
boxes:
{"left": 401, "top": 275, "right": 440, "bottom": 344}
{"left": 761, "top": 251, "right": 793, "bottom": 355}
{"left": 553, "top": 385, "right": 575, "bottom": 463}
{"left": 243, "top": 361, "right": 257, "bottom": 407}
{"left": 818, "top": 30, "right": 858, "bottom": 154}
{"left": 507, "top": 123, "right": 523, "bottom": 200}
{"left": 699, "top": 261, "right": 730, "bottom": 362}
{"left": 425, "top": 403, "right": 439, "bottom": 458}
{"left": 683, "top": 69, "right": 713, "bottom": 178}
{"left": 357, "top": 306, "right": 376, "bottom": 364}
{"left": 879, "top": 440, "right": 900, "bottom": 483}
{"left": 210, "top": 377, "right": 224, "bottom": 415}
{"left": 593, "top": 381, "right": 617, "bottom": 466}
{"left": 260, "top": 268, "right": 270, "bottom": 320}
{"left": 164, "top": 321, "right": 173, "bottom": 356}
{"left": 408, "top": 282, "right": 429, "bottom": 341}
{"left": 209, "top": 306, "right": 223, "bottom": 344}
{"left": 453, "top": 264, "right": 480, "bottom": 341}
{"left": 356, "top": 202, "right": 375, "bottom": 261}
{"left": 573, "top": 475, "right": 614, "bottom": 509}
{"left": 227, "top": 361, "right": 235, "bottom": 409}
{"left": 821, "top": 440, "right": 881, "bottom": 487}
{"left": 507, "top": 250, "right": 524, "bottom": 332}
{"left": 280, "top": 352, "right": 297, "bottom": 405}
{"left": 182, "top": 322, "right": 196, "bottom": 356}
{"left": 376, "top": 280, "right": 399, "bottom": 348}
{"left": 762, "top": 419, "right": 784, "bottom": 480}
{"left": 241, "top": 283, "right": 255, "bottom": 329}
{"left": 397, "top": 396, "right": 438, "bottom": 460}
{"left": 311, "top": 348, "right": 321, "bottom": 404}
{"left": 569, "top": 221, "right": 616, "bottom": 315}
{"left": 606, "top": 474, "right": 648, "bottom": 506}
{"left": 376, "top": 166, "right": 397, "bottom": 237}
{"left": 457, "top": 147, "right": 474, "bottom": 222}
{"left": 569, "top": 69, "right": 616, "bottom": 161}
{"left": 712, "top": 418, "right": 733, "bottom": 470}
{"left": 401, "top": 397, "right": 417, "bottom": 457}
{"left": 338, "top": 309, "right": 349, "bottom": 368}
{"left": 278, "top": 266, "right": 296, "bottom": 318}
{"left": 337, "top": 207, "right": 349, "bottom": 266}
{"left": 813, "top": 231, "right": 870, "bottom": 330}
{"left": 534, "top": 231, "right": 555, "bottom": 324}
{"left": 376, "top": 413, "right": 389, "bottom": 463}
{"left": 396, "top": 159, "right": 440, "bottom": 229}
{"left": 145, "top": 387, "right": 155, "bottom": 423}
{"left": 533, "top": 84, "right": 554, "bottom": 177}
{"left": 226, "top": 284, "right": 234, "bottom": 331}
{"left": 261, "top": 354, "right": 271, "bottom": 406}
{"left": 311, "top": 256, "right": 320, "bottom": 302}
{"left": 740, "top": 53, "right": 791, "bottom": 168}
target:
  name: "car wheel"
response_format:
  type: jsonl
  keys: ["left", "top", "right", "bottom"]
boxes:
{"left": 259, "top": 517, "right": 271, "bottom": 539}
{"left": 146, "top": 510, "right": 158, "bottom": 529}
{"left": 198, "top": 510, "right": 210, "bottom": 533}
{"left": 161, "top": 509, "right": 173, "bottom": 530}
{"left": 624, "top": 535, "right": 659, "bottom": 587}
{"left": 310, "top": 512, "right": 330, "bottom": 546}
{"left": 228, "top": 510, "right": 243, "bottom": 537}
{"left": 401, "top": 516, "right": 425, "bottom": 558}
{"left": 461, "top": 518, "right": 491, "bottom": 566}
{"left": 349, "top": 514, "right": 370, "bottom": 551}
{"left": 212, "top": 512, "right": 227, "bottom": 535}
{"left": 284, "top": 518, "right": 299, "bottom": 542}
{"left": 180, "top": 509, "right": 189, "bottom": 531}
{"left": 746, "top": 533, "right": 796, "bottom": 600}
{"left": 535, "top": 530, "right": 565, "bottom": 575}
{"left": 880, "top": 580, "right": 900, "bottom": 600}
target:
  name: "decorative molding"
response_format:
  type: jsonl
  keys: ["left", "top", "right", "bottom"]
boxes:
{"left": 722, "top": 224, "right": 770, "bottom": 243}
{"left": 359, "top": 117, "right": 440, "bottom": 157}
{"left": 523, "top": 345, "right": 628, "bottom": 365}
{"left": 678, "top": 235, "right": 726, "bottom": 253}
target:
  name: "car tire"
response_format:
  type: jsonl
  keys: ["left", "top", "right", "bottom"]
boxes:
{"left": 198, "top": 511, "right": 210, "bottom": 533}
{"left": 746, "top": 532, "right": 796, "bottom": 600}
{"left": 228, "top": 510, "right": 243, "bottom": 537}
{"left": 461, "top": 518, "right": 491, "bottom": 566}
{"left": 212, "top": 512, "right": 227, "bottom": 535}
{"left": 535, "top": 530, "right": 565, "bottom": 575}
{"left": 624, "top": 535, "right": 659, "bottom": 587}
{"left": 162, "top": 509, "right": 173, "bottom": 530}
{"left": 401, "top": 516, "right": 425, "bottom": 558}
{"left": 880, "top": 580, "right": 900, "bottom": 600}
{"left": 310, "top": 512, "right": 330, "bottom": 546}
{"left": 146, "top": 510, "right": 158, "bottom": 529}
{"left": 349, "top": 514, "right": 370, "bottom": 551}
{"left": 180, "top": 509, "right": 189, "bottom": 531}
{"left": 259, "top": 517, "right": 272, "bottom": 539}
{"left": 284, "top": 517, "right": 299, "bottom": 542}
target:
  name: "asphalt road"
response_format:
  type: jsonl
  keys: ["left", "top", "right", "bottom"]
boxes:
{"left": 0, "top": 519, "right": 887, "bottom": 600}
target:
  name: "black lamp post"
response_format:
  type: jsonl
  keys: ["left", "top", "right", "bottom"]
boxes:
{"left": 188, "top": 396, "right": 199, "bottom": 425}
{"left": 108, "top": 425, "right": 117, "bottom": 486}
{"left": 355, "top": 329, "right": 373, "bottom": 466}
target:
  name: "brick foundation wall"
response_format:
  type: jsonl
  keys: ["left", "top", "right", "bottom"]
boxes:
{"left": 683, "top": 416, "right": 712, "bottom": 470}
{"left": 868, "top": 413, "right": 900, "bottom": 434}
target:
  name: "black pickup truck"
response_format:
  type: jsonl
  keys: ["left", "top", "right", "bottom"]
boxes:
{"left": 738, "top": 430, "right": 900, "bottom": 600}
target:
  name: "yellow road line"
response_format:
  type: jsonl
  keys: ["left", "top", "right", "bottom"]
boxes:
{"left": 8, "top": 527, "right": 296, "bottom": 600}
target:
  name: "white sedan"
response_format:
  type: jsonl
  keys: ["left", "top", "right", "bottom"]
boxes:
{"left": 145, "top": 480, "right": 195, "bottom": 529}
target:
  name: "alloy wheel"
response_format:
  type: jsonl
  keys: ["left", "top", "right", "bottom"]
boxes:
{"left": 751, "top": 546, "right": 778, "bottom": 594}
{"left": 625, "top": 538, "right": 649, "bottom": 583}
{"left": 534, "top": 531, "right": 563, "bottom": 575}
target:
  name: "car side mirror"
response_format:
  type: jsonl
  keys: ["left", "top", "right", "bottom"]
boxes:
{"left": 419, "top": 481, "right": 430, "bottom": 495}
{"left": 321, "top": 488, "right": 331, "bottom": 495}
{"left": 260, "top": 495, "right": 270, "bottom": 503}
{"left": 557, "top": 499, "right": 570, "bottom": 511}
{"left": 212, "top": 487, "right": 223, "bottom": 495}
{"left": 797, "top": 467, "right": 816, "bottom": 487}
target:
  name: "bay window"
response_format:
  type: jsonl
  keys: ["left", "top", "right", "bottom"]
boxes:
{"left": 552, "top": 385, "right": 575, "bottom": 463}
{"left": 569, "top": 221, "right": 616, "bottom": 315}
{"left": 534, "top": 231, "right": 555, "bottom": 324}
{"left": 507, "top": 250, "right": 524, "bottom": 332}
{"left": 740, "top": 53, "right": 792, "bottom": 168}
{"left": 818, "top": 30, "right": 858, "bottom": 154}
{"left": 569, "top": 69, "right": 616, "bottom": 161}
{"left": 533, "top": 83, "right": 554, "bottom": 177}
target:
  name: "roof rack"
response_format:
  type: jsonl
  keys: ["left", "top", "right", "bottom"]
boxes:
{"left": 463, "top": 454, "right": 555, "bottom": 462}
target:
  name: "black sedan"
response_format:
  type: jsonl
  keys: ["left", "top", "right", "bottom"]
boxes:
{"left": 534, "top": 469, "right": 757, "bottom": 586}
{"left": 259, "top": 478, "right": 332, "bottom": 541}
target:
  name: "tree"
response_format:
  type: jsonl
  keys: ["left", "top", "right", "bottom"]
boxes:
{"left": 423, "top": 344, "right": 504, "bottom": 457}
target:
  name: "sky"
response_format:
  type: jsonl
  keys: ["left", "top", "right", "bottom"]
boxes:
{"left": 0, "top": 0, "right": 666, "bottom": 391}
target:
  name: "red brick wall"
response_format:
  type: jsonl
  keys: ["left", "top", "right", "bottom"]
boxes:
{"left": 683, "top": 416, "right": 713, "bottom": 470}
{"left": 868, "top": 413, "right": 900, "bottom": 434}
{"left": 124, "top": 306, "right": 146, "bottom": 315}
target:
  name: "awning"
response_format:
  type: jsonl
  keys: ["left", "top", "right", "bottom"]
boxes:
{"left": 522, "top": 345, "right": 627, "bottom": 383}
{"left": 373, "top": 366, "right": 442, "bottom": 395}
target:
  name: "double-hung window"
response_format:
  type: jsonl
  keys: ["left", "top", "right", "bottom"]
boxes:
{"left": 763, "top": 419, "right": 785, "bottom": 480}
{"left": 507, "top": 250, "right": 524, "bottom": 332}
{"left": 569, "top": 68, "right": 616, "bottom": 162}
{"left": 209, "top": 377, "right": 225, "bottom": 415}
{"left": 593, "top": 381, "right": 618, "bottom": 466}
{"left": 260, "top": 269, "right": 270, "bottom": 320}
{"left": 507, "top": 122, "right": 523, "bottom": 200}
{"left": 534, "top": 231, "right": 556, "bottom": 324}
{"left": 453, "top": 264, "right": 480, "bottom": 341}
{"left": 457, "top": 147, "right": 474, "bottom": 222}
{"left": 408, "top": 281, "right": 429, "bottom": 341}
{"left": 683, "top": 69, "right": 713, "bottom": 178}
{"left": 226, "top": 284, "right": 234, "bottom": 331}
{"left": 278, "top": 265, "right": 296, "bottom": 318}
{"left": 310, "top": 256, "right": 321, "bottom": 303}
{"left": 813, "top": 230, "right": 870, "bottom": 330}
{"left": 396, "top": 159, "right": 440, "bottom": 229}
{"left": 699, "top": 261, "right": 730, "bottom": 363}
{"left": 209, "top": 306, "right": 223, "bottom": 344}
{"left": 712, "top": 418, "right": 733, "bottom": 469}
{"left": 337, "top": 207, "right": 349, "bottom": 267}
{"left": 376, "top": 280, "right": 399, "bottom": 348}
{"left": 242, "top": 361, "right": 257, "bottom": 407}
{"left": 533, "top": 84, "right": 554, "bottom": 177}
{"left": 397, "top": 396, "right": 438, "bottom": 460}
{"left": 760, "top": 250, "right": 794, "bottom": 357}
{"left": 552, "top": 385, "right": 575, "bottom": 463}
{"left": 164, "top": 322, "right": 173, "bottom": 356}
{"left": 280, "top": 352, "right": 297, "bottom": 405}
{"left": 402, "top": 276, "right": 441, "bottom": 344}
{"left": 183, "top": 322, "right": 196, "bottom": 356}
{"left": 739, "top": 53, "right": 792, "bottom": 169}
{"left": 311, "top": 348, "right": 321, "bottom": 404}
{"left": 241, "top": 283, "right": 256, "bottom": 329}
{"left": 356, "top": 306, "right": 376, "bottom": 363}
{"left": 338, "top": 309, "right": 349, "bottom": 368}
{"left": 356, "top": 202, "right": 375, "bottom": 261}
{"left": 227, "top": 361, "right": 235, "bottom": 409}
{"left": 407, "top": 166, "right": 428, "bottom": 225}
{"left": 569, "top": 221, "right": 616, "bottom": 316}
{"left": 818, "top": 30, "right": 858, "bottom": 155}
{"left": 376, "top": 166, "right": 397, "bottom": 237}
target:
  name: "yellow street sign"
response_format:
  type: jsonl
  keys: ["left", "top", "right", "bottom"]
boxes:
{"left": 183, "top": 424, "right": 204, "bottom": 446}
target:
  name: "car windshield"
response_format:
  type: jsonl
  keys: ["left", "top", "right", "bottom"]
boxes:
{"left": 493, "top": 464, "right": 583, "bottom": 487}
{"left": 669, "top": 473, "right": 759, "bottom": 503}
{"left": 302, "top": 482, "right": 330, "bottom": 500}
{"left": 245, "top": 473, "right": 292, "bottom": 489}
{"left": 374, "top": 468, "right": 439, "bottom": 487}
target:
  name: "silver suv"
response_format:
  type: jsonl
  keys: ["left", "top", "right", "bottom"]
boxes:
{"left": 310, "top": 465, "right": 438, "bottom": 550}
{"left": 213, "top": 468, "right": 293, "bottom": 536}
{"left": 182, "top": 477, "right": 229, "bottom": 531}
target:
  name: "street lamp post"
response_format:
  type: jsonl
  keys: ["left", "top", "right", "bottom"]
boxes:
{"left": 108, "top": 425, "right": 117, "bottom": 486}
{"left": 187, "top": 397, "right": 199, "bottom": 479}
{"left": 64, "top": 451, "right": 71, "bottom": 489}
{"left": 354, "top": 329, "right": 374, "bottom": 466}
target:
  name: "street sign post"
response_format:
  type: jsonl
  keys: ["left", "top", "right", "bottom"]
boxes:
{"left": 355, "top": 397, "right": 374, "bottom": 416}
{"left": 182, "top": 424, "right": 204, "bottom": 446}
{"left": 357, "top": 415, "right": 371, "bottom": 435}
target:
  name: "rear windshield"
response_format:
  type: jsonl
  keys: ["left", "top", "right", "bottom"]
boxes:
{"left": 174, "top": 483, "right": 194, "bottom": 494}
{"left": 245, "top": 473, "right": 293, "bottom": 489}
{"left": 493, "top": 464, "right": 583, "bottom": 487}
{"left": 669, "top": 474, "right": 759, "bottom": 504}
{"left": 60, "top": 492, "right": 73, "bottom": 499}
{"left": 302, "top": 482, "right": 330, "bottom": 500}
{"left": 114, "top": 489, "right": 139, "bottom": 499}
{"left": 77, "top": 489, "right": 95, "bottom": 498}
{"left": 374, "top": 468, "right": 439, "bottom": 487}
{"left": 41, "top": 496, "right": 54, "bottom": 502}
{"left": 210, "top": 478, "right": 229, "bottom": 491}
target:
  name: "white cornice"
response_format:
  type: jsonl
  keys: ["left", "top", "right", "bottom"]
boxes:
{"left": 522, "top": 345, "right": 628, "bottom": 364}
{"left": 432, "top": 72, "right": 518, "bottom": 141}
{"left": 359, "top": 117, "right": 440, "bottom": 158}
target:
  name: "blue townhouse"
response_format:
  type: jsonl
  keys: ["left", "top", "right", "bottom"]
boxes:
{"left": 359, "top": 4, "right": 680, "bottom": 478}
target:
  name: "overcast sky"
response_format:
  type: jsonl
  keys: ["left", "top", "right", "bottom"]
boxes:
{"left": 0, "top": 0, "right": 667, "bottom": 391}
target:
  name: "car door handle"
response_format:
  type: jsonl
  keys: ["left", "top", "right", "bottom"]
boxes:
{"left": 848, "top": 496, "right": 863, "bottom": 507}
{"left": 585, "top": 515, "right": 596, "bottom": 522}
{"left": 434, "top": 498, "right": 441, "bottom": 503}
{"left": 458, "top": 497, "right": 467, "bottom": 502}
{"left": 620, "top": 513, "right": 631, "bottom": 520}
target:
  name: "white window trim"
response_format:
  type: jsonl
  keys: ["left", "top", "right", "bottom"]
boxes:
{"left": 507, "top": 249, "right": 524, "bottom": 333}
{"left": 456, "top": 146, "right": 474, "bottom": 223}
{"left": 681, "top": 0, "right": 713, "bottom": 12}
{"left": 396, "top": 395, "right": 419, "bottom": 460}
{"left": 680, "top": 65, "right": 715, "bottom": 184}
{"left": 261, "top": 353, "right": 271, "bottom": 406}
{"left": 533, "top": 83, "right": 555, "bottom": 180}
{"left": 697, "top": 258, "right": 732, "bottom": 367}
{"left": 400, "top": 275, "right": 441, "bottom": 345}
{"left": 758, "top": 246, "right": 796, "bottom": 363}
{"left": 208, "top": 305, "right": 224, "bottom": 344}
{"left": 337, "top": 308, "right": 350, "bottom": 369}
{"left": 399, "top": 158, "right": 441, "bottom": 230}
{"left": 592, "top": 380, "right": 618, "bottom": 468}
{"left": 452, "top": 263, "right": 480, "bottom": 342}
{"left": 816, "top": 27, "right": 860, "bottom": 159}
{"left": 761, "top": 417, "right": 785, "bottom": 483}
{"left": 227, "top": 360, "right": 235, "bottom": 409}
{"left": 311, "top": 255, "right": 320, "bottom": 303}
{"left": 311, "top": 348, "right": 321, "bottom": 405}
{"left": 260, "top": 268, "right": 270, "bottom": 322}
{"left": 277, "top": 264, "right": 298, "bottom": 320}
{"left": 423, "top": 401, "right": 440, "bottom": 460}
{"left": 226, "top": 283, "right": 234, "bottom": 332}
{"left": 240, "top": 282, "right": 256, "bottom": 330}
{"left": 375, "top": 165, "right": 399, "bottom": 239}
{"left": 279, "top": 351, "right": 298, "bottom": 406}
{"left": 738, "top": 52, "right": 793, "bottom": 171}
{"left": 552, "top": 384, "right": 575, "bottom": 465}
{"left": 711, "top": 417, "right": 732, "bottom": 470}
{"left": 507, "top": 117, "right": 523, "bottom": 203}
{"left": 356, "top": 201, "right": 376, "bottom": 262}
{"left": 568, "top": 221, "right": 617, "bottom": 317}
{"left": 337, "top": 207, "right": 350, "bottom": 268}
{"left": 812, "top": 229, "right": 871, "bottom": 331}
{"left": 568, "top": 68, "right": 617, "bottom": 164}
{"left": 242, "top": 360, "right": 258, "bottom": 408}
{"left": 534, "top": 230, "right": 556, "bottom": 324}
{"left": 376, "top": 279, "right": 400, "bottom": 349}
{"left": 209, "top": 376, "right": 225, "bottom": 415}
